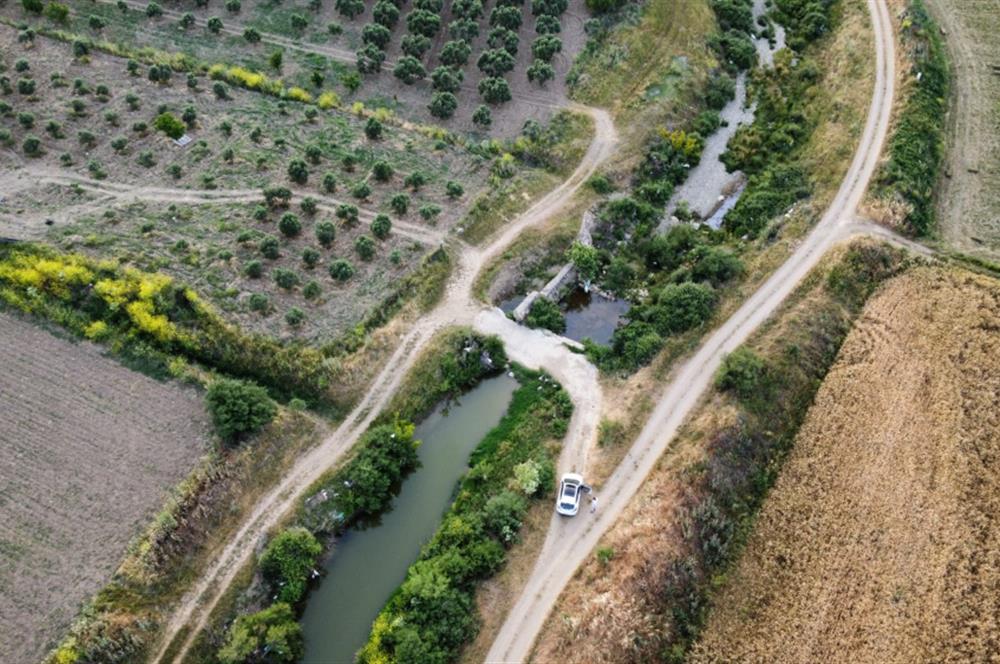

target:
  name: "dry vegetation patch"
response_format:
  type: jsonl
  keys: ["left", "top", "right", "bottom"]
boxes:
{"left": 690, "top": 266, "right": 1000, "bottom": 663}
{"left": 0, "top": 311, "right": 210, "bottom": 664}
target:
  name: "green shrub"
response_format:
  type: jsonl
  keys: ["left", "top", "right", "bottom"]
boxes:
{"left": 153, "top": 112, "right": 185, "bottom": 139}
{"left": 273, "top": 267, "right": 300, "bottom": 290}
{"left": 715, "top": 347, "right": 766, "bottom": 402}
{"left": 524, "top": 297, "right": 565, "bottom": 334}
{"left": 278, "top": 212, "right": 302, "bottom": 237}
{"left": 328, "top": 259, "right": 354, "bottom": 281}
{"left": 259, "top": 527, "right": 322, "bottom": 604}
{"left": 354, "top": 235, "right": 376, "bottom": 261}
{"left": 248, "top": 292, "right": 269, "bottom": 311}
{"left": 315, "top": 221, "right": 336, "bottom": 247}
{"left": 285, "top": 307, "right": 305, "bottom": 326}
{"left": 205, "top": 378, "right": 277, "bottom": 443}
{"left": 370, "top": 214, "right": 392, "bottom": 239}
{"left": 218, "top": 603, "right": 302, "bottom": 664}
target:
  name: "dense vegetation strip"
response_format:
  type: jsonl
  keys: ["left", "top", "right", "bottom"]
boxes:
{"left": 359, "top": 367, "right": 573, "bottom": 664}
{"left": 877, "top": 0, "right": 949, "bottom": 236}
{"left": 660, "top": 242, "right": 910, "bottom": 660}
{"left": 564, "top": 0, "right": 841, "bottom": 374}
{"left": 0, "top": 244, "right": 329, "bottom": 399}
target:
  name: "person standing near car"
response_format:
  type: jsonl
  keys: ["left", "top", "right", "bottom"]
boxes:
{"left": 590, "top": 495, "right": 598, "bottom": 514}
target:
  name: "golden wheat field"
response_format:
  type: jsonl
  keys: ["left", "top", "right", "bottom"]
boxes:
{"left": 690, "top": 266, "right": 1000, "bottom": 663}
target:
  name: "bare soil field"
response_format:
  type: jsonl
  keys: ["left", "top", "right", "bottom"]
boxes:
{"left": 690, "top": 266, "right": 1000, "bottom": 663}
{"left": 926, "top": 0, "right": 1000, "bottom": 261}
{"left": 0, "top": 311, "right": 211, "bottom": 664}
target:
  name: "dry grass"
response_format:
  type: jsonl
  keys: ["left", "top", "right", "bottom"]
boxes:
{"left": 690, "top": 266, "right": 1000, "bottom": 663}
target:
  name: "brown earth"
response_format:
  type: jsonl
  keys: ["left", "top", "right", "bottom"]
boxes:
{"left": 925, "top": 0, "right": 1000, "bottom": 261}
{"left": 690, "top": 266, "right": 1000, "bottom": 663}
{"left": 0, "top": 312, "right": 211, "bottom": 663}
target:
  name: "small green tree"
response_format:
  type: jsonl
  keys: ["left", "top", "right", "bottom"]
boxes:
{"left": 315, "top": 221, "right": 336, "bottom": 247}
{"left": 428, "top": 92, "right": 458, "bottom": 119}
{"left": 401, "top": 33, "right": 432, "bottom": 58}
{"left": 440, "top": 40, "right": 471, "bottom": 67}
{"left": 393, "top": 56, "right": 427, "bottom": 84}
{"left": 431, "top": 66, "right": 463, "bottom": 94}
{"left": 715, "top": 347, "right": 766, "bottom": 402}
{"left": 354, "top": 235, "right": 376, "bottom": 261}
{"left": 153, "top": 112, "right": 185, "bottom": 139}
{"left": 206, "top": 16, "right": 223, "bottom": 33}
{"left": 371, "top": 214, "right": 392, "bottom": 239}
{"left": 278, "top": 212, "right": 302, "bottom": 237}
{"left": 478, "top": 77, "right": 511, "bottom": 104}
{"left": 259, "top": 527, "right": 323, "bottom": 603}
{"left": 472, "top": 104, "right": 492, "bottom": 128}
{"left": 205, "top": 378, "right": 277, "bottom": 443}
{"left": 288, "top": 159, "right": 309, "bottom": 184}
{"left": 328, "top": 259, "right": 354, "bottom": 281}
{"left": 568, "top": 242, "right": 600, "bottom": 285}
{"left": 372, "top": 160, "right": 394, "bottom": 182}
{"left": 218, "top": 603, "right": 303, "bottom": 664}
{"left": 364, "top": 117, "right": 383, "bottom": 140}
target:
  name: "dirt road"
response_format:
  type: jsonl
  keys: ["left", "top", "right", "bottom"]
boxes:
{"left": 149, "top": 105, "right": 616, "bottom": 664}
{"left": 484, "top": 1, "right": 898, "bottom": 660}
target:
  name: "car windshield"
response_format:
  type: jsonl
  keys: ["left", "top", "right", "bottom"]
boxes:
{"left": 563, "top": 484, "right": 576, "bottom": 498}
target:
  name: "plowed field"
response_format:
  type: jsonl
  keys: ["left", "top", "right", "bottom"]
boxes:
{"left": 690, "top": 266, "right": 1000, "bottom": 663}
{"left": 0, "top": 313, "right": 210, "bottom": 663}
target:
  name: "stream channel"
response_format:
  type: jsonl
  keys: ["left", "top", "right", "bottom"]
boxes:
{"left": 299, "top": 373, "right": 518, "bottom": 663}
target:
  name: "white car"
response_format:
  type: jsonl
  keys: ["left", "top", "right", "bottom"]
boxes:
{"left": 556, "top": 473, "right": 585, "bottom": 516}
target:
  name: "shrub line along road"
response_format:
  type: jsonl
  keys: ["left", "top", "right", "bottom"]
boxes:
{"left": 31, "top": 0, "right": 900, "bottom": 658}
{"left": 484, "top": 0, "right": 898, "bottom": 660}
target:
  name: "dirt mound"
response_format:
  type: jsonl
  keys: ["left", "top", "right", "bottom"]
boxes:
{"left": 0, "top": 313, "right": 211, "bottom": 663}
{"left": 690, "top": 266, "right": 1000, "bottom": 663}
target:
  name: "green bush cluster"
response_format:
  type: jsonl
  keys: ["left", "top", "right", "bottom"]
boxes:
{"left": 360, "top": 369, "right": 573, "bottom": 664}
{"left": 877, "top": 1, "right": 948, "bottom": 236}
{"left": 524, "top": 297, "right": 565, "bottom": 333}
{"left": 585, "top": 224, "right": 743, "bottom": 371}
{"left": 259, "top": 527, "right": 323, "bottom": 604}
{"left": 205, "top": 378, "right": 278, "bottom": 443}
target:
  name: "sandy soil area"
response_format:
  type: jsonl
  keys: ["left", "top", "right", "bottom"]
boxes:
{"left": 0, "top": 313, "right": 210, "bottom": 663}
{"left": 690, "top": 266, "right": 1000, "bottom": 663}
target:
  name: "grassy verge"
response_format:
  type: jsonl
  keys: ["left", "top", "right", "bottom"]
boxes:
{"left": 460, "top": 111, "right": 595, "bottom": 245}
{"left": 876, "top": 0, "right": 949, "bottom": 236}
{"left": 359, "top": 367, "right": 573, "bottom": 663}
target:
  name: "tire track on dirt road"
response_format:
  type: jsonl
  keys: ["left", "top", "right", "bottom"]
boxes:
{"left": 485, "top": 1, "right": 898, "bottom": 661}
{"left": 20, "top": 168, "right": 443, "bottom": 244}
{"left": 151, "top": 106, "right": 616, "bottom": 664}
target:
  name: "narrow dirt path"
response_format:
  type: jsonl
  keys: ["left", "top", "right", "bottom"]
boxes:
{"left": 150, "top": 105, "right": 616, "bottom": 664}
{"left": 484, "top": 1, "right": 898, "bottom": 660}
{"left": 14, "top": 167, "right": 442, "bottom": 244}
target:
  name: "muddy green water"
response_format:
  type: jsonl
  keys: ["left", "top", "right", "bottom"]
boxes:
{"left": 300, "top": 374, "right": 518, "bottom": 664}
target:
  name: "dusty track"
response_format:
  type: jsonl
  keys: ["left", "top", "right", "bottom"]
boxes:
{"left": 149, "top": 104, "right": 616, "bottom": 664}
{"left": 5, "top": 167, "right": 443, "bottom": 245}
{"left": 486, "top": 1, "right": 898, "bottom": 660}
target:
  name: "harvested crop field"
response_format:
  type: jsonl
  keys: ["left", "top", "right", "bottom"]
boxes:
{"left": 0, "top": 312, "right": 211, "bottom": 663}
{"left": 690, "top": 266, "right": 1000, "bottom": 663}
